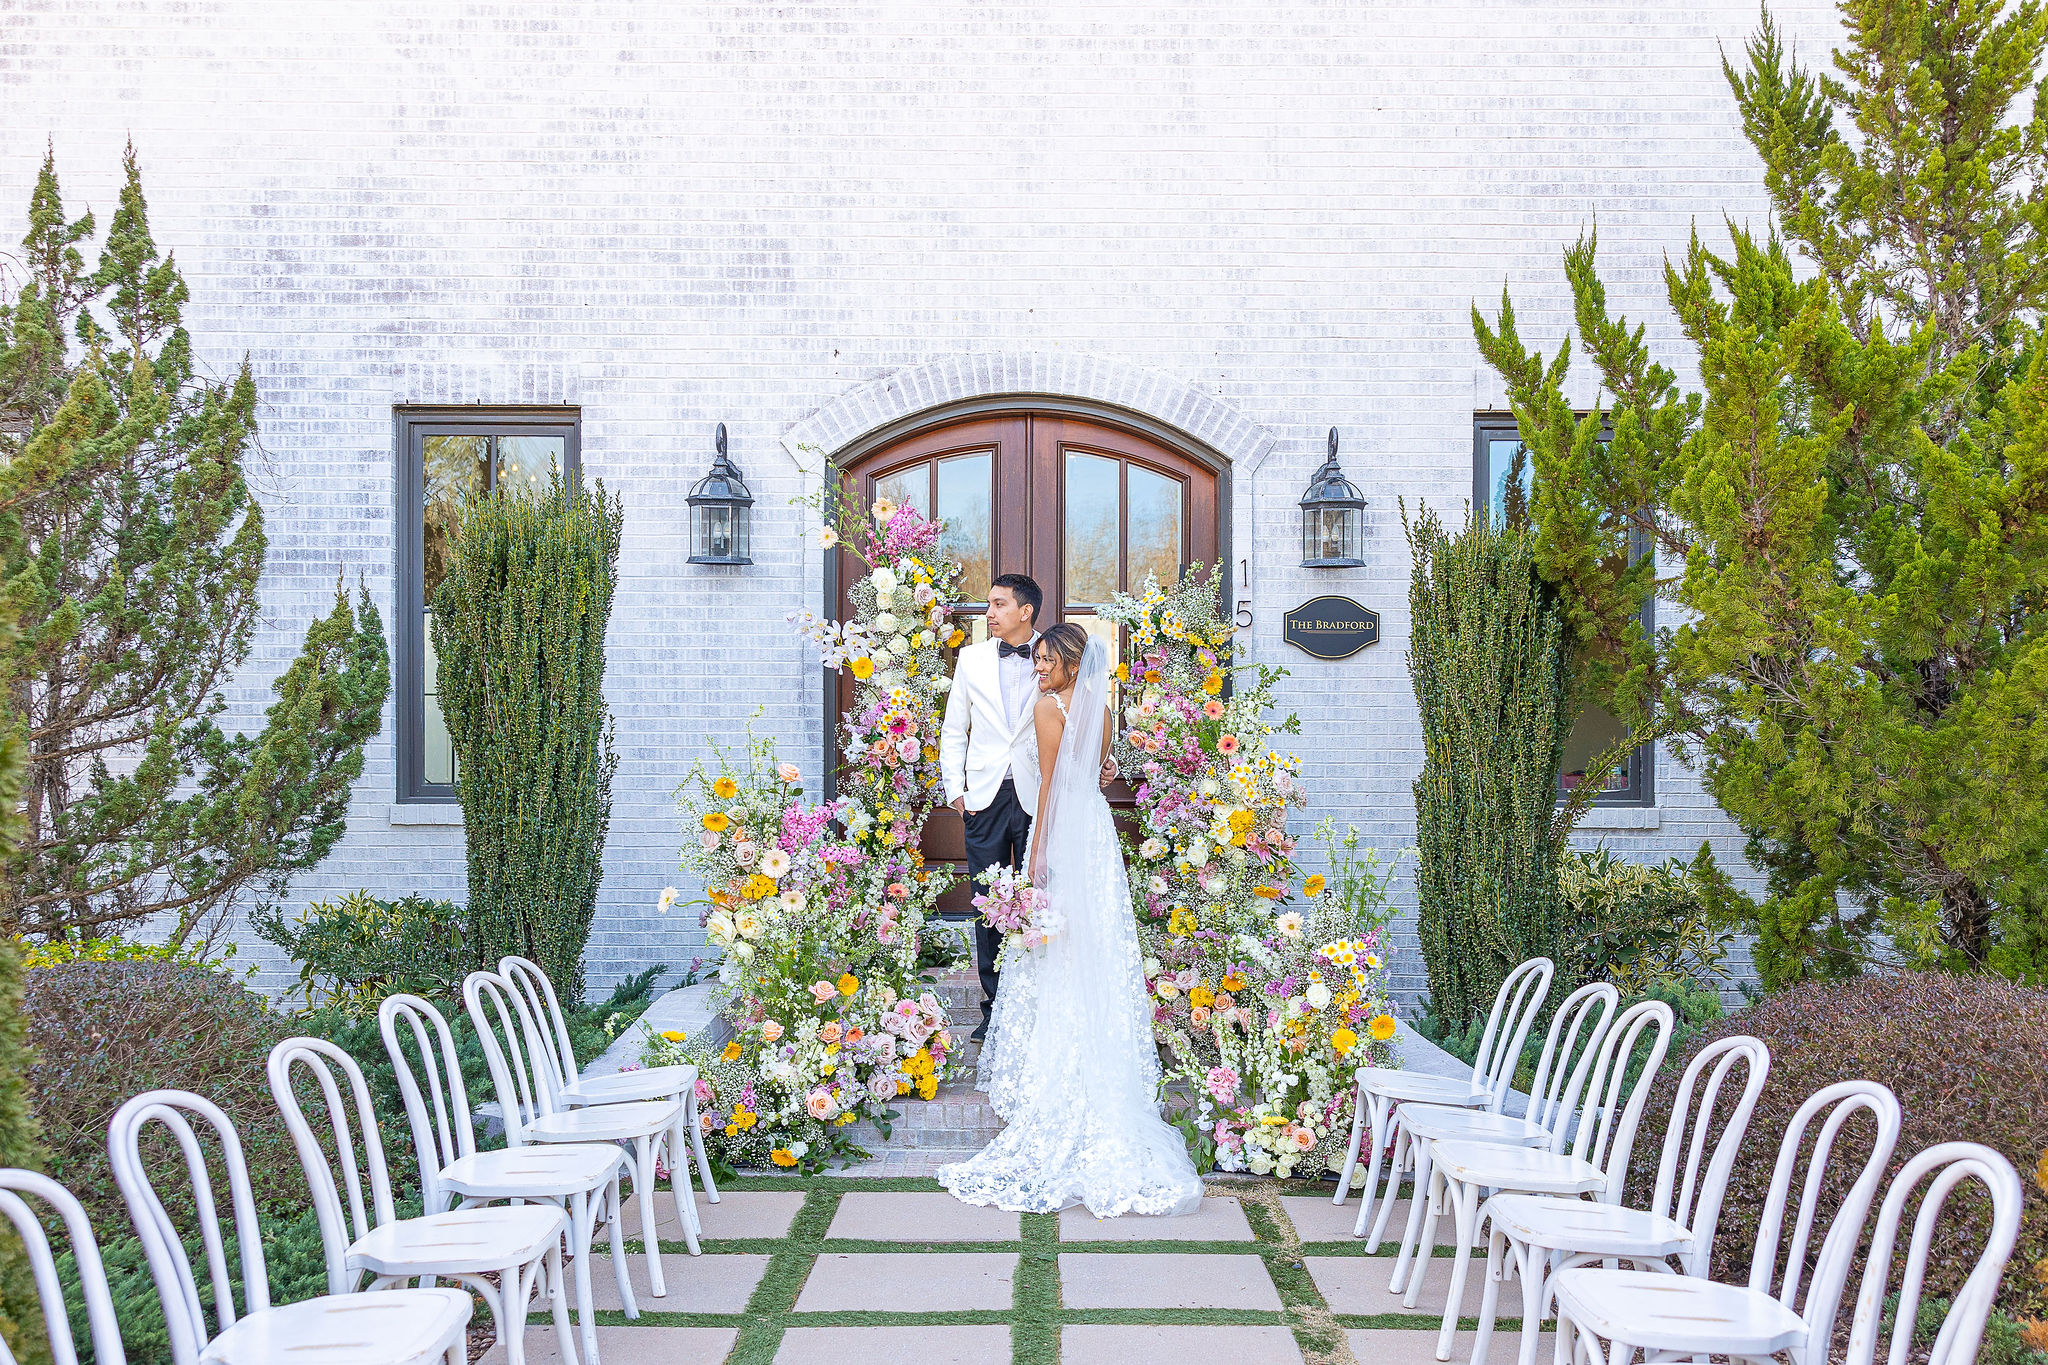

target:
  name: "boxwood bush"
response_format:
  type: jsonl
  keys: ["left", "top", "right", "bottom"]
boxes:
{"left": 1627, "top": 972, "right": 2048, "bottom": 1322}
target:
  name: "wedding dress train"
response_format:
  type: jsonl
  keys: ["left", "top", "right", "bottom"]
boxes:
{"left": 938, "top": 637, "right": 1203, "bottom": 1217}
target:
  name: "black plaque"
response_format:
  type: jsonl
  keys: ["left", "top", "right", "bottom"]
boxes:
{"left": 1283, "top": 595, "right": 1380, "bottom": 660}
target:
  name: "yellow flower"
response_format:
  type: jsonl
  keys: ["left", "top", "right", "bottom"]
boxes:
{"left": 733, "top": 1109, "right": 757, "bottom": 1130}
{"left": 1189, "top": 985, "right": 1216, "bottom": 1009}
{"left": 1228, "top": 809, "right": 1256, "bottom": 833}
{"left": 724, "top": 1123, "right": 739, "bottom": 1136}
{"left": 1202, "top": 671, "right": 1223, "bottom": 696}
{"left": 1331, "top": 1027, "right": 1358, "bottom": 1055}
{"left": 1167, "top": 905, "right": 1199, "bottom": 936}
{"left": 1221, "top": 972, "right": 1245, "bottom": 992}
{"left": 1369, "top": 1014, "right": 1398, "bottom": 1042}
{"left": 771, "top": 1148, "right": 798, "bottom": 1168}
{"left": 1253, "top": 885, "right": 1284, "bottom": 900}
{"left": 897, "top": 1079, "right": 912, "bottom": 1095}
{"left": 702, "top": 812, "right": 729, "bottom": 833}
{"left": 661, "top": 1029, "right": 687, "bottom": 1043}
{"left": 850, "top": 656, "right": 875, "bottom": 680}
{"left": 1304, "top": 874, "right": 1327, "bottom": 898}
{"left": 1115, "top": 663, "right": 1130, "bottom": 681}
{"left": 712, "top": 776, "right": 739, "bottom": 800}
{"left": 721, "top": 1041, "right": 742, "bottom": 1062}
{"left": 947, "top": 629, "right": 966, "bottom": 648}
{"left": 742, "top": 874, "right": 777, "bottom": 900}
{"left": 837, "top": 972, "right": 859, "bottom": 996}
{"left": 917, "top": 1077, "right": 938, "bottom": 1100}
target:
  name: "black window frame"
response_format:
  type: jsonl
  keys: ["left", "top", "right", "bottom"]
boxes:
{"left": 394, "top": 405, "right": 581, "bottom": 803}
{"left": 1473, "top": 413, "right": 1655, "bottom": 808}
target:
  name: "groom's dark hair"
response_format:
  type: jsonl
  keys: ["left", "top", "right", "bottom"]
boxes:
{"left": 991, "top": 572, "right": 1042, "bottom": 624}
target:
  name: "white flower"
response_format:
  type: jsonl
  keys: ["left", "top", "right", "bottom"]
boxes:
{"left": 736, "top": 912, "right": 762, "bottom": 940}
{"left": 789, "top": 1141, "right": 809, "bottom": 1158}
{"left": 917, "top": 630, "right": 934, "bottom": 647}
{"left": 759, "top": 848, "right": 791, "bottom": 879}
{"left": 1199, "top": 779, "right": 1221, "bottom": 797}
{"left": 1305, "top": 982, "right": 1332, "bottom": 1010}
{"left": 734, "top": 841, "right": 758, "bottom": 868}
{"left": 699, "top": 831, "right": 721, "bottom": 851}
{"left": 931, "top": 675, "right": 952, "bottom": 693}
{"left": 875, "top": 612, "right": 900, "bottom": 634}
{"left": 1139, "top": 837, "right": 1167, "bottom": 861}
{"left": 1143, "top": 956, "right": 1161, "bottom": 976}
{"left": 871, "top": 499, "right": 896, "bottom": 525}
{"left": 818, "top": 525, "right": 839, "bottom": 548}
{"left": 1276, "top": 911, "right": 1304, "bottom": 938}
{"left": 656, "top": 886, "right": 678, "bottom": 914}
{"left": 779, "top": 889, "right": 804, "bottom": 912}
{"left": 1201, "top": 874, "right": 1225, "bottom": 895}
{"left": 1186, "top": 841, "right": 1211, "bottom": 869}
{"left": 732, "top": 940, "right": 754, "bottom": 960}
{"left": 913, "top": 582, "right": 935, "bottom": 605}
{"left": 871, "top": 566, "right": 898, "bottom": 596}
{"left": 1149, "top": 876, "right": 1168, "bottom": 895}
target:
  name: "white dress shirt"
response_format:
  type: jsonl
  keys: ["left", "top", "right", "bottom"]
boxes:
{"left": 995, "top": 632, "right": 1039, "bottom": 782}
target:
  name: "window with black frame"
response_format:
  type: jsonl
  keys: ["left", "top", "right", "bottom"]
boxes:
{"left": 394, "top": 407, "right": 580, "bottom": 802}
{"left": 1473, "top": 413, "right": 1653, "bottom": 807}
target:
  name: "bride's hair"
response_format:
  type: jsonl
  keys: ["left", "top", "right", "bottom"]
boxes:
{"left": 1035, "top": 622, "right": 1090, "bottom": 682}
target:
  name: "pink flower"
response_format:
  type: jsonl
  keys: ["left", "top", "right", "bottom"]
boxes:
{"left": 1205, "top": 1066, "right": 1239, "bottom": 1104}
{"left": 867, "top": 1071, "right": 898, "bottom": 1102}
{"left": 819, "top": 1021, "right": 843, "bottom": 1045}
{"left": 1190, "top": 1005, "right": 1212, "bottom": 1029}
{"left": 761, "top": 1021, "right": 785, "bottom": 1043}
{"left": 810, "top": 980, "right": 838, "bottom": 1005}
{"left": 805, "top": 1089, "right": 837, "bottom": 1120}
{"left": 887, "top": 882, "right": 909, "bottom": 900}
{"left": 1217, "top": 734, "right": 1240, "bottom": 756}
{"left": 695, "top": 1079, "right": 714, "bottom": 1104}
{"left": 1202, "top": 698, "right": 1225, "bottom": 719}
{"left": 777, "top": 762, "right": 802, "bottom": 784}
{"left": 1291, "top": 1127, "right": 1316, "bottom": 1152}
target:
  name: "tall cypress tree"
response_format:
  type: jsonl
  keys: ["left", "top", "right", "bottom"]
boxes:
{"left": 433, "top": 469, "right": 622, "bottom": 1003}
{"left": 0, "top": 144, "right": 389, "bottom": 945}
{"left": 1406, "top": 504, "right": 1573, "bottom": 1028}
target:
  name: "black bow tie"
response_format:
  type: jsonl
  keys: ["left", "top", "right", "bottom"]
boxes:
{"left": 998, "top": 639, "right": 1032, "bottom": 659}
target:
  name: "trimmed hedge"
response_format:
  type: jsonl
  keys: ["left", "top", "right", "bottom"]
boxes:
{"left": 1627, "top": 973, "right": 2048, "bottom": 1317}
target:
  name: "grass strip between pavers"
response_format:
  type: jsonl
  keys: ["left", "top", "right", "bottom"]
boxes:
{"left": 602, "top": 1174, "right": 1488, "bottom": 1365}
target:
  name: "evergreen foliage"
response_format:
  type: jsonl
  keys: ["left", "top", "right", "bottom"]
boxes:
{"left": 0, "top": 619, "right": 49, "bottom": 1363}
{"left": 1405, "top": 503, "right": 1572, "bottom": 1027}
{"left": 0, "top": 144, "right": 388, "bottom": 946}
{"left": 1474, "top": 0, "right": 2048, "bottom": 985}
{"left": 433, "top": 467, "right": 622, "bottom": 1004}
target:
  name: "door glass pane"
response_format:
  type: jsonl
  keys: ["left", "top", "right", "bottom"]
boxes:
{"left": 422, "top": 435, "right": 488, "bottom": 600}
{"left": 936, "top": 452, "right": 992, "bottom": 602}
{"left": 1064, "top": 452, "right": 1120, "bottom": 606}
{"left": 1068, "top": 612, "right": 1123, "bottom": 715}
{"left": 1486, "top": 435, "right": 1530, "bottom": 520}
{"left": 422, "top": 618, "right": 455, "bottom": 787}
{"left": 1560, "top": 704, "right": 1631, "bottom": 793}
{"left": 1126, "top": 464, "right": 1183, "bottom": 592}
{"left": 873, "top": 462, "right": 930, "bottom": 519}
{"left": 496, "top": 435, "right": 565, "bottom": 495}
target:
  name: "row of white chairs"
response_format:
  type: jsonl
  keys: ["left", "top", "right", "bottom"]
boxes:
{"left": 1331, "top": 958, "right": 2023, "bottom": 1365}
{"left": 2, "top": 956, "right": 718, "bottom": 1365}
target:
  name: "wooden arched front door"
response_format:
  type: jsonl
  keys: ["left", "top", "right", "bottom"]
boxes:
{"left": 833, "top": 410, "right": 1223, "bottom": 909}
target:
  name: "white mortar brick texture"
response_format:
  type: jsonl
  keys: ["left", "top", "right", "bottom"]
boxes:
{"left": 0, "top": 0, "right": 1847, "bottom": 998}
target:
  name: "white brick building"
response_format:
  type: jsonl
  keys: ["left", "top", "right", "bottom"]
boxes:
{"left": 0, "top": 0, "right": 1844, "bottom": 999}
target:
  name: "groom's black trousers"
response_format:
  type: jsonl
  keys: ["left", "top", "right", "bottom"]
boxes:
{"left": 958, "top": 776, "right": 1032, "bottom": 1028}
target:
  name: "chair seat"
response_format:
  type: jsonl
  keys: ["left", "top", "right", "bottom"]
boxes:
{"left": 1355, "top": 1066, "right": 1491, "bottom": 1108}
{"left": 199, "top": 1286, "right": 471, "bottom": 1365}
{"left": 440, "top": 1142, "right": 624, "bottom": 1202}
{"left": 562, "top": 1063, "right": 698, "bottom": 1108}
{"left": 1484, "top": 1193, "right": 1693, "bottom": 1260}
{"left": 348, "top": 1205, "right": 567, "bottom": 1279}
{"left": 1433, "top": 1139, "right": 1605, "bottom": 1195}
{"left": 1552, "top": 1268, "right": 1805, "bottom": 1359}
{"left": 1398, "top": 1105, "right": 1548, "bottom": 1147}
{"left": 527, "top": 1099, "right": 681, "bottom": 1144}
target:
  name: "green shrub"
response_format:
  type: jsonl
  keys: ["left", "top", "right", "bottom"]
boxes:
{"left": 15, "top": 934, "right": 228, "bottom": 973}
{"left": 250, "top": 891, "right": 472, "bottom": 1014}
{"left": 1628, "top": 973, "right": 2048, "bottom": 1319}
{"left": 1554, "top": 845, "right": 1731, "bottom": 994}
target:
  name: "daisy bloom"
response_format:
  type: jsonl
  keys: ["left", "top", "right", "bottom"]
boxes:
{"left": 1202, "top": 698, "right": 1225, "bottom": 719}
{"left": 702, "top": 812, "right": 729, "bottom": 833}
{"left": 1217, "top": 734, "right": 1240, "bottom": 756}
{"left": 721, "top": 1041, "right": 742, "bottom": 1062}
{"left": 779, "top": 889, "right": 804, "bottom": 911}
{"left": 656, "top": 886, "right": 678, "bottom": 913}
{"left": 817, "top": 525, "right": 839, "bottom": 548}
{"left": 1275, "top": 911, "right": 1304, "bottom": 938}
{"left": 1369, "top": 1013, "right": 1398, "bottom": 1041}
{"left": 771, "top": 1148, "right": 798, "bottom": 1168}
{"left": 759, "top": 848, "right": 792, "bottom": 879}
{"left": 1303, "top": 874, "right": 1327, "bottom": 897}
{"left": 872, "top": 497, "right": 897, "bottom": 522}
{"left": 712, "top": 776, "right": 739, "bottom": 800}
{"left": 661, "top": 1030, "right": 686, "bottom": 1043}
{"left": 837, "top": 973, "right": 860, "bottom": 996}
{"left": 849, "top": 656, "right": 875, "bottom": 680}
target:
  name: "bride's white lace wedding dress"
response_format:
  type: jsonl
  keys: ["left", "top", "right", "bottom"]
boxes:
{"left": 938, "top": 637, "right": 1204, "bottom": 1217}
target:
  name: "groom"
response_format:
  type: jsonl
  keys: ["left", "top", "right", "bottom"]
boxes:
{"left": 940, "top": 573, "right": 1114, "bottom": 1042}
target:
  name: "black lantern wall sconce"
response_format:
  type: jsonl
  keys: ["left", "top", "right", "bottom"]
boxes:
{"left": 1299, "top": 427, "right": 1365, "bottom": 568}
{"left": 688, "top": 423, "right": 754, "bottom": 565}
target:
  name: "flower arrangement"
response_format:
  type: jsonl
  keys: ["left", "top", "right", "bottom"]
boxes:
{"left": 972, "top": 864, "right": 1060, "bottom": 959}
{"left": 789, "top": 497, "right": 966, "bottom": 854}
{"left": 651, "top": 725, "right": 953, "bottom": 1173}
{"left": 1101, "top": 563, "right": 1403, "bottom": 1179}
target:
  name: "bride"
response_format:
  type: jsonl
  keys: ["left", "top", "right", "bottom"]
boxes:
{"left": 938, "top": 624, "right": 1204, "bottom": 1217}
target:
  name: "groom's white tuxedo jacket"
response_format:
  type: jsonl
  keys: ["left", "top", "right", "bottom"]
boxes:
{"left": 940, "top": 637, "right": 1041, "bottom": 814}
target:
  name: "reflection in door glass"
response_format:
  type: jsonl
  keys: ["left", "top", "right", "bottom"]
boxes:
{"left": 1127, "top": 464, "right": 1183, "bottom": 590}
{"left": 936, "top": 452, "right": 992, "bottom": 602}
{"left": 1064, "top": 453, "right": 1120, "bottom": 606}
{"left": 496, "top": 435, "right": 565, "bottom": 495}
{"left": 874, "top": 463, "right": 930, "bottom": 519}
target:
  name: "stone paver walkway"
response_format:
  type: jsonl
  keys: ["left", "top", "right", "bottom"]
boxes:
{"left": 479, "top": 1175, "right": 1537, "bottom": 1365}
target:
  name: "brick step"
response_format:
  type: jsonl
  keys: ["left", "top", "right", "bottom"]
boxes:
{"left": 849, "top": 1079, "right": 1004, "bottom": 1151}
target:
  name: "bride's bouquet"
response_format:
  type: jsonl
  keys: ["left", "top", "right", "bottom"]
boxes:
{"left": 973, "top": 864, "right": 1061, "bottom": 959}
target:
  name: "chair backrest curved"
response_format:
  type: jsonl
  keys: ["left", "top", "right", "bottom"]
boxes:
{"left": 1561, "top": 997, "right": 1674, "bottom": 1189}
{"left": 1647, "top": 1034, "right": 1771, "bottom": 1275}
{"left": 0, "top": 1167, "right": 128, "bottom": 1365}
{"left": 266, "top": 1035, "right": 397, "bottom": 1296}
{"left": 500, "top": 955, "right": 581, "bottom": 1098}
{"left": 464, "top": 968, "right": 562, "bottom": 1146}
{"left": 1845, "top": 1141, "right": 2023, "bottom": 1365}
{"left": 1520, "top": 981, "right": 1619, "bottom": 1138}
{"left": 1471, "top": 957, "right": 1555, "bottom": 1114}
{"left": 379, "top": 992, "right": 479, "bottom": 1214}
{"left": 1747, "top": 1079, "right": 1903, "bottom": 1365}
{"left": 109, "top": 1089, "right": 273, "bottom": 1365}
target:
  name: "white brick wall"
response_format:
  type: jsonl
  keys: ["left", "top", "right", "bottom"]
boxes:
{"left": 0, "top": 0, "right": 1844, "bottom": 999}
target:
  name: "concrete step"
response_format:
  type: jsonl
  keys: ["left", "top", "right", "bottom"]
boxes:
{"left": 848, "top": 1078, "right": 1004, "bottom": 1151}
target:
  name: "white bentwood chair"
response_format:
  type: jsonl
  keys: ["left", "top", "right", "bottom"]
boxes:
{"left": 0, "top": 1166, "right": 129, "bottom": 1365}
{"left": 1549, "top": 1078, "right": 1904, "bottom": 1365}
{"left": 1369, "top": 981, "right": 1620, "bottom": 1258}
{"left": 380, "top": 992, "right": 642, "bottom": 1365}
{"left": 498, "top": 955, "right": 718, "bottom": 1235}
{"left": 1415, "top": 998, "right": 1676, "bottom": 1360}
{"left": 1472, "top": 1033, "right": 1770, "bottom": 1365}
{"left": 466, "top": 969, "right": 691, "bottom": 1285}
{"left": 109, "top": 1088, "right": 472, "bottom": 1365}
{"left": 1335, "top": 956, "right": 1555, "bottom": 1236}
{"left": 267, "top": 1036, "right": 577, "bottom": 1365}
